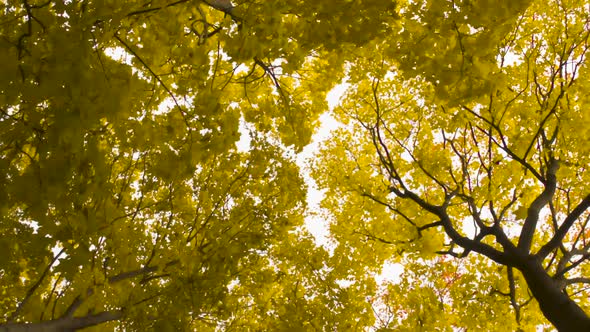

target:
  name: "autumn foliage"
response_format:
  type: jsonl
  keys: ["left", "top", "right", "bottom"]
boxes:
{"left": 1, "top": 0, "right": 590, "bottom": 331}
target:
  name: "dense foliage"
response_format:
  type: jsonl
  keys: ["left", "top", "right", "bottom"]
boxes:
{"left": 313, "top": 0, "right": 590, "bottom": 330}
{"left": 1, "top": 0, "right": 589, "bottom": 331}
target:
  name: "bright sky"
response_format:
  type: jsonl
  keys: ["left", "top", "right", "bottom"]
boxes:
{"left": 296, "top": 84, "right": 347, "bottom": 246}
{"left": 297, "top": 82, "right": 404, "bottom": 283}
{"left": 235, "top": 83, "right": 348, "bottom": 246}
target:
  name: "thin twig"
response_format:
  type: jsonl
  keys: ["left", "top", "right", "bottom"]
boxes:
{"left": 8, "top": 247, "right": 65, "bottom": 322}
{"left": 114, "top": 33, "right": 191, "bottom": 129}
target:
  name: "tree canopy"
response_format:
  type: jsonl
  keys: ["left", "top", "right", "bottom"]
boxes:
{"left": 1, "top": 0, "right": 590, "bottom": 331}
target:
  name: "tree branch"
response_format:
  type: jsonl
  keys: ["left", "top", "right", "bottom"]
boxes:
{"left": 565, "top": 277, "right": 590, "bottom": 286}
{"left": 113, "top": 33, "right": 190, "bottom": 128}
{"left": 0, "top": 310, "right": 123, "bottom": 332}
{"left": 202, "top": 0, "right": 236, "bottom": 18}
{"left": 64, "top": 259, "right": 179, "bottom": 319}
{"left": 517, "top": 159, "right": 559, "bottom": 253}
{"left": 7, "top": 248, "right": 65, "bottom": 322}
{"left": 462, "top": 105, "right": 544, "bottom": 181}
{"left": 556, "top": 250, "right": 590, "bottom": 278}
{"left": 108, "top": 259, "right": 179, "bottom": 284}
{"left": 537, "top": 193, "right": 590, "bottom": 259}
{"left": 402, "top": 191, "right": 513, "bottom": 265}
{"left": 127, "top": 0, "right": 190, "bottom": 17}
{"left": 507, "top": 267, "right": 522, "bottom": 324}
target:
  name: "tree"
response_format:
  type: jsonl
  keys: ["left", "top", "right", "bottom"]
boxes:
{"left": 0, "top": 0, "right": 398, "bottom": 330}
{"left": 2, "top": 0, "right": 589, "bottom": 331}
{"left": 312, "top": 0, "right": 590, "bottom": 330}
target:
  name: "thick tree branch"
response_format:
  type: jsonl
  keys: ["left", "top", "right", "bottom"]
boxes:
{"left": 438, "top": 213, "right": 513, "bottom": 266}
{"left": 517, "top": 159, "right": 559, "bottom": 253}
{"left": 0, "top": 310, "right": 123, "bottom": 332}
{"left": 565, "top": 277, "right": 590, "bottom": 286}
{"left": 202, "top": 0, "right": 235, "bottom": 17}
{"left": 396, "top": 187, "right": 512, "bottom": 265}
{"left": 537, "top": 193, "right": 590, "bottom": 259}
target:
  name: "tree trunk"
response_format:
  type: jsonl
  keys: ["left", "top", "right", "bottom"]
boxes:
{"left": 519, "top": 259, "right": 590, "bottom": 331}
